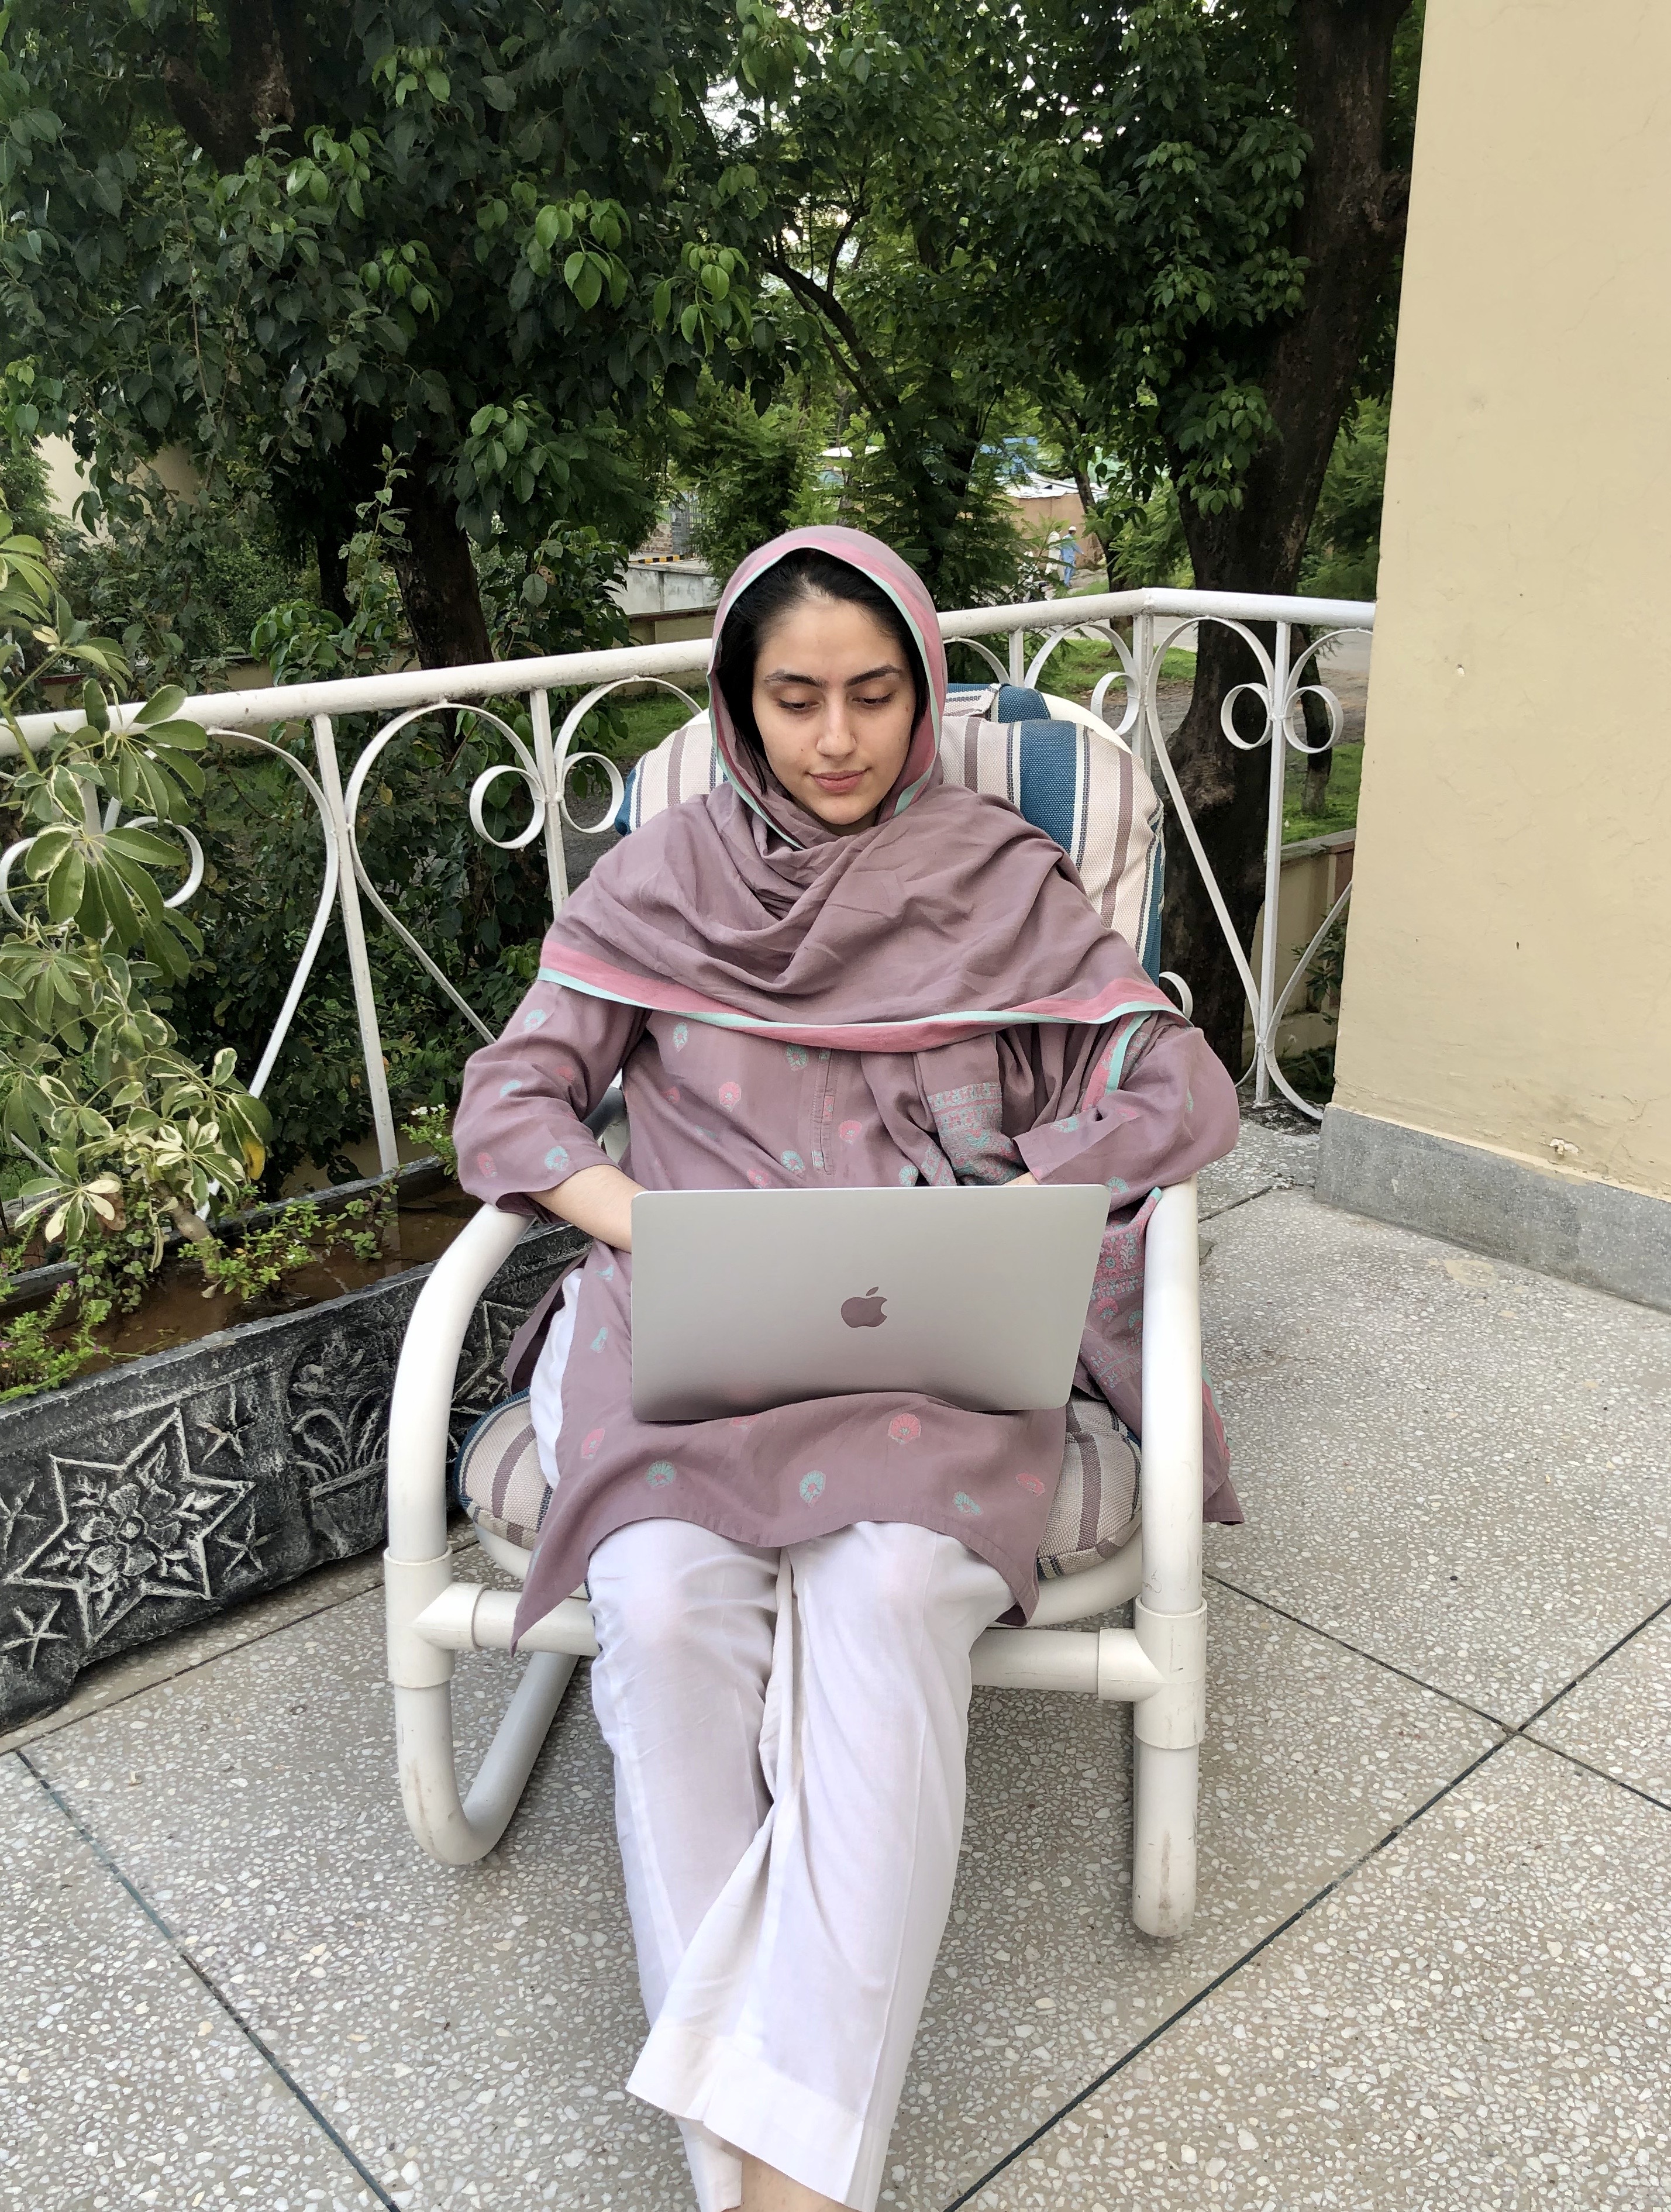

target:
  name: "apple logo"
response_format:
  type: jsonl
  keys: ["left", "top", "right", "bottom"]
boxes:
{"left": 840, "top": 1284, "right": 887, "bottom": 1329}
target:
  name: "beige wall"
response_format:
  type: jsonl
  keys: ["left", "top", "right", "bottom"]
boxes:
{"left": 37, "top": 435, "right": 201, "bottom": 527}
{"left": 1334, "top": 0, "right": 1671, "bottom": 1201}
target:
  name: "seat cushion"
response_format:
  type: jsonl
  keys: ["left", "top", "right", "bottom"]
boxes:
{"left": 453, "top": 1391, "right": 550, "bottom": 1549}
{"left": 455, "top": 1388, "right": 1139, "bottom": 1577}
{"left": 613, "top": 687, "right": 1164, "bottom": 978}
{"left": 1035, "top": 1392, "right": 1142, "bottom": 1580}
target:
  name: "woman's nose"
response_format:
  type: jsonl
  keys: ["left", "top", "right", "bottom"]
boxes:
{"left": 817, "top": 705, "right": 859, "bottom": 756}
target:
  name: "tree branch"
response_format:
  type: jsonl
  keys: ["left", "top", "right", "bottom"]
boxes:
{"left": 763, "top": 251, "right": 901, "bottom": 425}
{"left": 158, "top": 0, "right": 304, "bottom": 171}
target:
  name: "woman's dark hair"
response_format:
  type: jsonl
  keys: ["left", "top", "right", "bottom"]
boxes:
{"left": 715, "top": 547, "right": 928, "bottom": 762}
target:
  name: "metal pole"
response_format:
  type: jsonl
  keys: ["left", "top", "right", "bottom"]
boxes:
{"left": 311, "top": 713, "right": 401, "bottom": 1177}
{"left": 528, "top": 687, "right": 569, "bottom": 913}
{"left": 1255, "top": 624, "right": 1292, "bottom": 1107}
{"left": 1131, "top": 610, "right": 1156, "bottom": 781}
{"left": 1008, "top": 627, "right": 1025, "bottom": 683}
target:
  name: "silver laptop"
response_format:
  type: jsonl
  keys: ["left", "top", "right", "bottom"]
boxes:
{"left": 630, "top": 1184, "right": 1109, "bottom": 1422}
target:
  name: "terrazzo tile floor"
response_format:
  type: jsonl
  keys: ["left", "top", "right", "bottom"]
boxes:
{"left": 4, "top": 1151, "right": 1668, "bottom": 2209}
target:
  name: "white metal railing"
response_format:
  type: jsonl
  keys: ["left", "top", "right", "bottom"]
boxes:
{"left": 5, "top": 585, "right": 1372, "bottom": 1142}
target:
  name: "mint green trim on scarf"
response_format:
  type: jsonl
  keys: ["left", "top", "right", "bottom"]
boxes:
{"left": 538, "top": 967, "right": 1178, "bottom": 1040}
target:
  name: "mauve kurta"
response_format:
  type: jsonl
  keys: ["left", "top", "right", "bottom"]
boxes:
{"left": 454, "top": 960, "right": 1241, "bottom": 1636}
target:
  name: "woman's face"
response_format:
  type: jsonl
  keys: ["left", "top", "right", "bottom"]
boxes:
{"left": 750, "top": 592, "right": 917, "bottom": 831}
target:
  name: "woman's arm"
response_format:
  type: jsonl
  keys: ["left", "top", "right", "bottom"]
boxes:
{"left": 1015, "top": 1015, "right": 1239, "bottom": 1191}
{"left": 528, "top": 1160, "right": 643, "bottom": 1251}
{"left": 454, "top": 977, "right": 648, "bottom": 1223}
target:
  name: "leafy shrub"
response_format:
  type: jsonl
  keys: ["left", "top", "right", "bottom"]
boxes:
{"left": 681, "top": 387, "right": 822, "bottom": 585}
{"left": 0, "top": 505, "right": 271, "bottom": 1393}
{"left": 55, "top": 477, "right": 313, "bottom": 687}
{"left": 1300, "top": 399, "right": 1388, "bottom": 603}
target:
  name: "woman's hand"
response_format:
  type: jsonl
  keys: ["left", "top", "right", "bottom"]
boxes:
{"left": 530, "top": 1163, "right": 644, "bottom": 1252}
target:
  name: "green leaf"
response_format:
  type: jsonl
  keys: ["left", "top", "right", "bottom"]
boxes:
{"left": 571, "top": 257, "right": 603, "bottom": 311}
{"left": 24, "top": 826, "right": 74, "bottom": 878}
{"left": 104, "top": 826, "right": 183, "bottom": 867}
{"left": 480, "top": 74, "right": 515, "bottom": 112}
{"left": 135, "top": 684, "right": 188, "bottom": 725}
{"left": 44, "top": 848, "right": 85, "bottom": 925}
{"left": 136, "top": 719, "right": 206, "bottom": 750}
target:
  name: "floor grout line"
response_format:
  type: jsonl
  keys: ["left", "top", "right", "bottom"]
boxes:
{"left": 1515, "top": 1591, "right": 1671, "bottom": 1733}
{"left": 16, "top": 1749, "right": 400, "bottom": 2212}
{"left": 1207, "top": 1569, "right": 1671, "bottom": 1763}
{"left": 1204, "top": 1570, "right": 1516, "bottom": 1732}
{"left": 1197, "top": 1177, "right": 1304, "bottom": 1227}
{"left": 951, "top": 1582, "right": 1671, "bottom": 2206}
{"left": 1519, "top": 1736, "right": 1671, "bottom": 1818}
{"left": 943, "top": 1736, "right": 1509, "bottom": 2209}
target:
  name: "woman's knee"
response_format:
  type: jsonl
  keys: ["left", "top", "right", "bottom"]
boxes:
{"left": 801, "top": 1520, "right": 1007, "bottom": 1649}
{"left": 588, "top": 1518, "right": 775, "bottom": 1680}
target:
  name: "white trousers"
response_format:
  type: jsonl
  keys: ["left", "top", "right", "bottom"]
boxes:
{"left": 587, "top": 1515, "right": 1011, "bottom": 2212}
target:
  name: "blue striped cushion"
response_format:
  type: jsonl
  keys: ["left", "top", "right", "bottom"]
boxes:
{"left": 947, "top": 681, "right": 1053, "bottom": 722}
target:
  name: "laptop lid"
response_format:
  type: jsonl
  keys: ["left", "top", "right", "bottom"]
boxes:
{"left": 630, "top": 1184, "right": 1109, "bottom": 1422}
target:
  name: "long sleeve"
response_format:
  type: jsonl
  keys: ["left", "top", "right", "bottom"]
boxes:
{"left": 1014, "top": 1015, "right": 1239, "bottom": 1197}
{"left": 454, "top": 976, "right": 647, "bottom": 1217}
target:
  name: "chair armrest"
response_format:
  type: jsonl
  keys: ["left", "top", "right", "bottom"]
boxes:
{"left": 1138, "top": 1177, "right": 1203, "bottom": 1614}
{"left": 585, "top": 1080, "right": 630, "bottom": 1163}
{"left": 387, "top": 1203, "right": 529, "bottom": 1562}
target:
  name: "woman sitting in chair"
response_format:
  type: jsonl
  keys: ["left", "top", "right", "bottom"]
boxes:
{"left": 454, "top": 526, "right": 1239, "bottom": 2212}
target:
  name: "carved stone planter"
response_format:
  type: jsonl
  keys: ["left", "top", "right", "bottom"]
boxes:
{"left": 0, "top": 1221, "right": 581, "bottom": 1731}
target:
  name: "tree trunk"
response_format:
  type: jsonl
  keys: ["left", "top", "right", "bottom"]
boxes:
{"left": 1293, "top": 623, "right": 1336, "bottom": 815}
{"left": 390, "top": 459, "right": 493, "bottom": 671}
{"left": 1160, "top": 0, "right": 1411, "bottom": 1076}
{"left": 315, "top": 530, "right": 351, "bottom": 623}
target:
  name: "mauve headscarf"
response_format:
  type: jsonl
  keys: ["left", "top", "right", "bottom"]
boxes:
{"left": 535, "top": 526, "right": 1181, "bottom": 1052}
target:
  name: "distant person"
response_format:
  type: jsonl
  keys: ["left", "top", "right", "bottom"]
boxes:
{"left": 1042, "top": 524, "right": 1062, "bottom": 597}
{"left": 453, "top": 526, "right": 1239, "bottom": 2212}
{"left": 1057, "top": 522, "right": 1080, "bottom": 590}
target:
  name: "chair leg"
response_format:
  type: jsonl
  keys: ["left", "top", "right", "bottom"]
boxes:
{"left": 1131, "top": 1739, "right": 1198, "bottom": 1937}
{"left": 1131, "top": 1177, "right": 1205, "bottom": 1938}
{"left": 394, "top": 1653, "right": 577, "bottom": 1867}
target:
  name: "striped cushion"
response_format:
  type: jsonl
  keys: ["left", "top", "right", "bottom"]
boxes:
{"left": 946, "top": 681, "right": 1053, "bottom": 722}
{"left": 453, "top": 1392, "right": 552, "bottom": 1550}
{"left": 454, "top": 1387, "right": 1136, "bottom": 1580}
{"left": 614, "top": 689, "right": 1165, "bottom": 978}
{"left": 614, "top": 712, "right": 725, "bottom": 833}
{"left": 1035, "top": 1393, "right": 1142, "bottom": 1580}
{"left": 938, "top": 688, "right": 1164, "bottom": 978}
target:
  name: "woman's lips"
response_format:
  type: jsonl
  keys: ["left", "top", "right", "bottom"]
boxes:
{"left": 811, "top": 770, "right": 865, "bottom": 792}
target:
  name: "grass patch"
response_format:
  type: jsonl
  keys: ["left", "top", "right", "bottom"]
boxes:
{"left": 1283, "top": 740, "right": 1362, "bottom": 844}
{"left": 951, "top": 628, "right": 1197, "bottom": 700}
{"left": 570, "top": 681, "right": 708, "bottom": 770}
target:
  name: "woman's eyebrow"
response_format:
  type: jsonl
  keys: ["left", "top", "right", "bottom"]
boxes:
{"left": 762, "top": 663, "right": 905, "bottom": 687}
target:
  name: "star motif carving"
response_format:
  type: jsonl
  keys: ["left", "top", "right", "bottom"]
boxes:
{"left": 13, "top": 1410, "right": 256, "bottom": 1645}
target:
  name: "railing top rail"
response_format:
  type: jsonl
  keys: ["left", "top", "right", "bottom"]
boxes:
{"left": 6, "top": 585, "right": 1374, "bottom": 749}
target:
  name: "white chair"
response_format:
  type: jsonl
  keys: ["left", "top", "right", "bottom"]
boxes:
{"left": 383, "top": 687, "right": 1210, "bottom": 1937}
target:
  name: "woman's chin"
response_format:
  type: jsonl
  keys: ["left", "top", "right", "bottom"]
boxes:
{"left": 800, "top": 782, "right": 880, "bottom": 830}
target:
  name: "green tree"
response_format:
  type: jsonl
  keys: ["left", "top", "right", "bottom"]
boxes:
{"left": 738, "top": 0, "right": 1418, "bottom": 1064}
{"left": 729, "top": 1, "right": 1042, "bottom": 601}
{"left": 677, "top": 381, "right": 820, "bottom": 585}
{"left": 0, "top": 0, "right": 776, "bottom": 670}
{"left": 1033, "top": 0, "right": 1421, "bottom": 1067}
